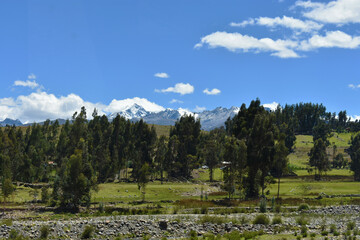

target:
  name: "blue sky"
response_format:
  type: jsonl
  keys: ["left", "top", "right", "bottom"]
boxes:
{"left": 1, "top": 0, "right": 360, "bottom": 123}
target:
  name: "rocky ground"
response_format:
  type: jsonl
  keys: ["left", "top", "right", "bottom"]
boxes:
{"left": 0, "top": 205, "right": 360, "bottom": 239}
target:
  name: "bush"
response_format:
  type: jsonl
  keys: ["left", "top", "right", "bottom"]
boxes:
{"left": 39, "top": 225, "right": 50, "bottom": 239}
{"left": 330, "top": 224, "right": 336, "bottom": 233}
{"left": 301, "top": 225, "right": 308, "bottom": 237}
{"left": 275, "top": 205, "right": 281, "bottom": 213}
{"left": 253, "top": 214, "right": 270, "bottom": 225}
{"left": 98, "top": 202, "right": 105, "bottom": 213}
{"left": 81, "top": 225, "right": 95, "bottom": 239}
{"left": 321, "top": 230, "right": 329, "bottom": 236}
{"left": 41, "top": 186, "right": 50, "bottom": 204}
{"left": 199, "top": 215, "right": 227, "bottom": 225}
{"left": 298, "top": 204, "right": 309, "bottom": 211}
{"left": 272, "top": 216, "right": 282, "bottom": 224}
{"left": 310, "top": 232, "right": 316, "bottom": 238}
{"left": 201, "top": 206, "right": 208, "bottom": 214}
{"left": 296, "top": 215, "right": 308, "bottom": 226}
{"left": 259, "top": 198, "right": 267, "bottom": 213}
{"left": 347, "top": 221, "right": 356, "bottom": 230}
{"left": 333, "top": 231, "right": 340, "bottom": 236}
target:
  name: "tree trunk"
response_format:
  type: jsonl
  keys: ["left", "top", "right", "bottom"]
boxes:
{"left": 209, "top": 167, "right": 213, "bottom": 182}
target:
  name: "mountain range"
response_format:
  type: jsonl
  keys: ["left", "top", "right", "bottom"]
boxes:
{"left": 0, "top": 104, "right": 274, "bottom": 130}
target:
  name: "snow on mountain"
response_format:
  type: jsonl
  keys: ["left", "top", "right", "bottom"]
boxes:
{"left": 105, "top": 97, "right": 165, "bottom": 113}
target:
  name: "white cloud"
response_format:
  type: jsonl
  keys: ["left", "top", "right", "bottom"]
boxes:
{"left": 349, "top": 84, "right": 360, "bottom": 89}
{"left": 155, "top": 83, "right": 195, "bottom": 95}
{"left": 196, "top": 31, "right": 300, "bottom": 58}
{"left": 203, "top": 88, "right": 221, "bottom": 95}
{"left": 194, "top": 106, "right": 206, "bottom": 112}
{"left": 170, "top": 99, "right": 184, "bottom": 104}
{"left": 262, "top": 102, "right": 280, "bottom": 111}
{"left": 14, "top": 80, "right": 40, "bottom": 89}
{"left": 230, "top": 19, "right": 255, "bottom": 27}
{"left": 105, "top": 97, "right": 165, "bottom": 113}
{"left": 154, "top": 72, "right": 170, "bottom": 78}
{"left": 0, "top": 91, "right": 106, "bottom": 123}
{"left": 28, "top": 73, "right": 36, "bottom": 79}
{"left": 231, "top": 16, "right": 323, "bottom": 33}
{"left": 299, "top": 31, "right": 360, "bottom": 50}
{"left": 295, "top": 0, "right": 360, "bottom": 24}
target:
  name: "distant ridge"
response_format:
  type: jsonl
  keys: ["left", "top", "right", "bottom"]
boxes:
{"left": 1, "top": 105, "right": 274, "bottom": 130}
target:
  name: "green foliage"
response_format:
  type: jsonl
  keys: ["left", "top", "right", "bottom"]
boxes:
{"left": 39, "top": 225, "right": 50, "bottom": 239}
{"left": 253, "top": 214, "right": 270, "bottom": 225}
{"left": 81, "top": 225, "right": 95, "bottom": 239}
{"left": 301, "top": 225, "right": 308, "bottom": 237}
{"left": 41, "top": 186, "right": 50, "bottom": 203}
{"left": 349, "top": 133, "right": 360, "bottom": 181}
{"left": 259, "top": 198, "right": 267, "bottom": 213}
{"left": 2, "top": 178, "right": 15, "bottom": 201}
{"left": 296, "top": 215, "right": 309, "bottom": 226}
{"left": 298, "top": 204, "right": 310, "bottom": 211}
{"left": 330, "top": 224, "right": 336, "bottom": 233}
{"left": 272, "top": 216, "right": 282, "bottom": 224}
{"left": 347, "top": 221, "right": 356, "bottom": 230}
{"left": 309, "top": 138, "right": 331, "bottom": 180}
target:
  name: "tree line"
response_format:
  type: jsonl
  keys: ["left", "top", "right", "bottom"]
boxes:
{"left": 1, "top": 99, "right": 360, "bottom": 210}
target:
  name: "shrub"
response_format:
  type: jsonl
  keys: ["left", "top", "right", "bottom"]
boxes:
{"left": 41, "top": 186, "right": 50, "bottom": 203}
{"left": 253, "top": 214, "right": 270, "bottom": 225}
{"left": 259, "top": 198, "right": 267, "bottom": 213}
{"left": 321, "top": 230, "right": 329, "bottom": 236}
{"left": 333, "top": 231, "right": 340, "bottom": 236}
{"left": 310, "top": 232, "right": 316, "bottom": 238}
{"left": 296, "top": 236, "right": 301, "bottom": 240}
{"left": 81, "top": 225, "right": 95, "bottom": 239}
{"left": 298, "top": 204, "right": 309, "bottom": 211}
{"left": 98, "top": 202, "right": 104, "bottom": 213}
{"left": 330, "top": 224, "right": 336, "bottom": 233}
{"left": 347, "top": 221, "right": 356, "bottom": 230}
{"left": 199, "top": 215, "right": 226, "bottom": 225}
{"left": 353, "top": 228, "right": 359, "bottom": 236}
{"left": 39, "top": 225, "right": 50, "bottom": 239}
{"left": 272, "top": 216, "right": 282, "bottom": 224}
{"left": 296, "top": 215, "right": 308, "bottom": 226}
{"left": 301, "top": 225, "right": 308, "bottom": 237}
{"left": 201, "top": 206, "right": 208, "bottom": 214}
{"left": 275, "top": 205, "right": 281, "bottom": 213}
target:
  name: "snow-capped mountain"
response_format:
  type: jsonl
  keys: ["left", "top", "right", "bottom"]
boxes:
{"left": 108, "top": 104, "right": 241, "bottom": 130}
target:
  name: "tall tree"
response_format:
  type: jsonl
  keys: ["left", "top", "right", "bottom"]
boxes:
{"left": 348, "top": 134, "right": 360, "bottom": 181}
{"left": 309, "top": 138, "right": 331, "bottom": 180}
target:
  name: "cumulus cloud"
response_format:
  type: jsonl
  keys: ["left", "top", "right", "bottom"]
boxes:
{"left": 0, "top": 91, "right": 106, "bottom": 123}
{"left": 154, "top": 72, "right": 170, "bottom": 78}
{"left": 14, "top": 80, "right": 40, "bottom": 89}
{"left": 196, "top": 31, "right": 300, "bottom": 58}
{"left": 349, "top": 84, "right": 360, "bottom": 89}
{"left": 203, "top": 88, "right": 221, "bottom": 95}
{"left": 299, "top": 30, "right": 360, "bottom": 50}
{"left": 231, "top": 16, "right": 323, "bottom": 33}
{"left": 105, "top": 97, "right": 165, "bottom": 113}
{"left": 170, "top": 99, "right": 184, "bottom": 104}
{"left": 295, "top": 0, "right": 360, "bottom": 24}
{"left": 155, "top": 83, "right": 195, "bottom": 95}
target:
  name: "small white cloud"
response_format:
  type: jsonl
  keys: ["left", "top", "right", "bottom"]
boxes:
{"left": 348, "top": 84, "right": 360, "bottom": 89}
{"left": 230, "top": 16, "right": 322, "bottom": 33}
{"left": 196, "top": 31, "right": 300, "bottom": 58}
{"left": 14, "top": 80, "right": 40, "bottom": 89}
{"left": 230, "top": 19, "right": 255, "bottom": 27}
{"left": 154, "top": 72, "right": 170, "bottom": 78}
{"left": 295, "top": 0, "right": 360, "bottom": 24}
{"left": 170, "top": 99, "right": 184, "bottom": 104}
{"left": 155, "top": 83, "right": 195, "bottom": 95}
{"left": 28, "top": 73, "right": 36, "bottom": 79}
{"left": 203, "top": 88, "right": 221, "bottom": 95}
{"left": 194, "top": 106, "right": 206, "bottom": 112}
